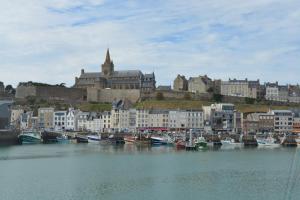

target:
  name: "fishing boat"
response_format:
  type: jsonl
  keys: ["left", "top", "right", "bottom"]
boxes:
{"left": 257, "top": 137, "right": 281, "bottom": 148}
{"left": 221, "top": 138, "right": 243, "bottom": 147}
{"left": 56, "top": 134, "right": 70, "bottom": 144}
{"left": 18, "top": 130, "right": 42, "bottom": 144}
{"left": 150, "top": 136, "right": 168, "bottom": 145}
{"left": 124, "top": 136, "right": 137, "bottom": 144}
{"left": 87, "top": 134, "right": 101, "bottom": 143}
{"left": 195, "top": 136, "right": 207, "bottom": 149}
{"left": 75, "top": 134, "right": 88, "bottom": 143}
{"left": 175, "top": 140, "right": 186, "bottom": 149}
{"left": 41, "top": 131, "right": 61, "bottom": 143}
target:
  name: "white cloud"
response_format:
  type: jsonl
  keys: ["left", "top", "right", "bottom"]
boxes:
{"left": 0, "top": 0, "right": 300, "bottom": 87}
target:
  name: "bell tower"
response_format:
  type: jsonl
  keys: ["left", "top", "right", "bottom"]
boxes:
{"left": 101, "top": 49, "right": 114, "bottom": 76}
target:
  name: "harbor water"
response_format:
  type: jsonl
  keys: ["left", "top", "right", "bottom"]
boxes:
{"left": 0, "top": 144, "right": 300, "bottom": 200}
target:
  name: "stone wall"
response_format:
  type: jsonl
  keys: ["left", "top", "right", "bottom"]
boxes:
{"left": 15, "top": 85, "right": 37, "bottom": 99}
{"left": 16, "top": 85, "right": 87, "bottom": 103}
{"left": 87, "top": 88, "right": 141, "bottom": 103}
{"left": 141, "top": 90, "right": 212, "bottom": 101}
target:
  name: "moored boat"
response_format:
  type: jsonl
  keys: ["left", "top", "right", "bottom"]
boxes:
{"left": 221, "top": 138, "right": 243, "bottom": 147}
{"left": 150, "top": 136, "right": 168, "bottom": 145}
{"left": 195, "top": 136, "right": 207, "bottom": 149}
{"left": 124, "top": 136, "right": 136, "bottom": 144}
{"left": 257, "top": 137, "right": 280, "bottom": 148}
{"left": 87, "top": 134, "right": 101, "bottom": 143}
{"left": 18, "top": 131, "right": 42, "bottom": 144}
{"left": 75, "top": 135, "right": 88, "bottom": 143}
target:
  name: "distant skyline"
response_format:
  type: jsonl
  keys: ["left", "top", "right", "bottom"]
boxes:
{"left": 1, "top": 0, "right": 300, "bottom": 87}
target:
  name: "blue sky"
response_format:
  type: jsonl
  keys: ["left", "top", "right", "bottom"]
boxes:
{"left": 0, "top": 0, "right": 300, "bottom": 87}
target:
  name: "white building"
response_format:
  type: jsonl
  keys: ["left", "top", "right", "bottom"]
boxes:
{"left": 66, "top": 108, "right": 80, "bottom": 131}
{"left": 101, "top": 111, "right": 111, "bottom": 132}
{"left": 271, "top": 110, "right": 293, "bottom": 133}
{"left": 53, "top": 111, "right": 67, "bottom": 131}
{"left": 76, "top": 112, "right": 89, "bottom": 131}
{"left": 265, "top": 83, "right": 288, "bottom": 102}
{"left": 148, "top": 110, "right": 169, "bottom": 129}
{"left": 221, "top": 79, "right": 259, "bottom": 98}
{"left": 20, "top": 111, "right": 33, "bottom": 130}
{"left": 169, "top": 110, "right": 203, "bottom": 130}
{"left": 136, "top": 109, "right": 150, "bottom": 129}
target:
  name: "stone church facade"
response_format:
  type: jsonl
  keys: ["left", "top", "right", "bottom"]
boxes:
{"left": 75, "top": 49, "right": 156, "bottom": 92}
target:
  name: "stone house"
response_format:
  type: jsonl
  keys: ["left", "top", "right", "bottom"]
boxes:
{"left": 173, "top": 75, "right": 188, "bottom": 91}
{"left": 188, "top": 75, "right": 212, "bottom": 94}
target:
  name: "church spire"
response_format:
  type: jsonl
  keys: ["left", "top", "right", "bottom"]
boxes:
{"left": 105, "top": 48, "right": 111, "bottom": 63}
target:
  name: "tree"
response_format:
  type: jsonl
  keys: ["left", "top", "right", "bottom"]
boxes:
{"left": 156, "top": 92, "right": 164, "bottom": 100}
{"left": 245, "top": 97, "right": 255, "bottom": 104}
{"left": 213, "top": 93, "right": 223, "bottom": 102}
{"left": 5, "top": 85, "right": 16, "bottom": 95}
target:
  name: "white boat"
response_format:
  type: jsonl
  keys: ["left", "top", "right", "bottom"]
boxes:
{"left": 87, "top": 135, "right": 101, "bottom": 143}
{"left": 19, "top": 131, "right": 42, "bottom": 144}
{"left": 221, "top": 138, "right": 243, "bottom": 147}
{"left": 257, "top": 137, "right": 281, "bottom": 148}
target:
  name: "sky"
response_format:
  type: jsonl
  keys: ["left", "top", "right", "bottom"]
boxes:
{"left": 0, "top": 0, "right": 300, "bottom": 87}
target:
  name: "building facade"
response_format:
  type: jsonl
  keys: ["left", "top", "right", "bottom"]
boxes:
{"left": 188, "top": 75, "right": 212, "bottom": 94}
{"left": 173, "top": 75, "right": 188, "bottom": 91}
{"left": 38, "top": 107, "right": 54, "bottom": 129}
{"left": 221, "top": 79, "right": 259, "bottom": 98}
{"left": 271, "top": 110, "right": 293, "bottom": 133}
{"left": 53, "top": 111, "right": 67, "bottom": 131}
{"left": 169, "top": 110, "right": 203, "bottom": 130}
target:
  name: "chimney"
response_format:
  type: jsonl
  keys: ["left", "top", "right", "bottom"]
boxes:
{"left": 81, "top": 69, "right": 84, "bottom": 74}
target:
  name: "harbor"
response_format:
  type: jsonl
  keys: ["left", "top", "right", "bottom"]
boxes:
{"left": 1, "top": 143, "right": 300, "bottom": 200}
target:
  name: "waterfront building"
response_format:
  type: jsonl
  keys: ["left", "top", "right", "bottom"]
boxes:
{"left": 76, "top": 112, "right": 89, "bottom": 131}
{"left": 203, "top": 103, "right": 241, "bottom": 133}
{"left": 136, "top": 109, "right": 150, "bottom": 129}
{"left": 10, "top": 108, "right": 24, "bottom": 128}
{"left": 53, "top": 111, "right": 67, "bottom": 131}
{"left": 101, "top": 111, "right": 111, "bottom": 132}
{"left": 168, "top": 110, "right": 203, "bottom": 130}
{"left": 258, "top": 113, "right": 274, "bottom": 133}
{"left": 74, "top": 49, "right": 156, "bottom": 92}
{"left": 20, "top": 111, "right": 34, "bottom": 130}
{"left": 66, "top": 108, "right": 80, "bottom": 131}
{"left": 148, "top": 110, "right": 169, "bottom": 131}
{"left": 38, "top": 107, "right": 54, "bottom": 129}
{"left": 243, "top": 113, "right": 259, "bottom": 134}
{"left": 85, "top": 112, "right": 102, "bottom": 133}
{"left": 173, "top": 75, "right": 188, "bottom": 91}
{"left": 271, "top": 110, "right": 293, "bottom": 134}
{"left": 221, "top": 79, "right": 259, "bottom": 98}
{"left": 188, "top": 75, "right": 212, "bottom": 94}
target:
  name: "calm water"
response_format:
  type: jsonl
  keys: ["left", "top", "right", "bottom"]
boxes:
{"left": 0, "top": 144, "right": 300, "bottom": 200}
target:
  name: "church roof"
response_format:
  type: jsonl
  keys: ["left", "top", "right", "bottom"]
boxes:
{"left": 111, "top": 70, "right": 143, "bottom": 78}
{"left": 80, "top": 72, "right": 103, "bottom": 78}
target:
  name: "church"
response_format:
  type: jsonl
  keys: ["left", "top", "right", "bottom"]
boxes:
{"left": 74, "top": 49, "right": 156, "bottom": 92}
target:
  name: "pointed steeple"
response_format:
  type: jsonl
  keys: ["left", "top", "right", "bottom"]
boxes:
{"left": 105, "top": 48, "right": 111, "bottom": 63}
{"left": 102, "top": 48, "right": 114, "bottom": 76}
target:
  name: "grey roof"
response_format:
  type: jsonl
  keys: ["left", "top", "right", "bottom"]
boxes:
{"left": 79, "top": 70, "right": 143, "bottom": 79}
{"left": 144, "top": 73, "right": 155, "bottom": 78}
{"left": 80, "top": 72, "right": 103, "bottom": 78}
{"left": 111, "top": 70, "right": 142, "bottom": 78}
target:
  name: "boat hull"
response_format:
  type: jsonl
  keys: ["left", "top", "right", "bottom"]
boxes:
{"left": 19, "top": 135, "right": 41, "bottom": 144}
